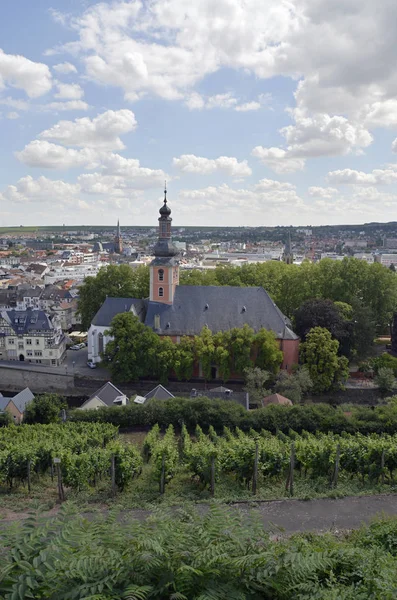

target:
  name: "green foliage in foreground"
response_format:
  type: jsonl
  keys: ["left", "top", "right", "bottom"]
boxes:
{"left": 71, "top": 396, "right": 397, "bottom": 435}
{"left": 3, "top": 507, "right": 397, "bottom": 599}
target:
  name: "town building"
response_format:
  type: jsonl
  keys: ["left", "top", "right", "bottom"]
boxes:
{"left": 88, "top": 190, "right": 299, "bottom": 374}
{"left": 78, "top": 382, "right": 128, "bottom": 410}
{"left": 282, "top": 231, "right": 293, "bottom": 264}
{"left": 114, "top": 219, "right": 123, "bottom": 254}
{"left": 0, "top": 388, "right": 35, "bottom": 423}
{"left": 0, "top": 309, "right": 66, "bottom": 365}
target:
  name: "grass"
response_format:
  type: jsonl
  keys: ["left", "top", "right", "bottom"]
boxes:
{"left": 1, "top": 463, "right": 397, "bottom": 517}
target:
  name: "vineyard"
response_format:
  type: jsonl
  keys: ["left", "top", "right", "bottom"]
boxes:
{"left": 2, "top": 422, "right": 397, "bottom": 502}
{"left": 144, "top": 424, "right": 397, "bottom": 495}
{"left": 0, "top": 423, "right": 142, "bottom": 496}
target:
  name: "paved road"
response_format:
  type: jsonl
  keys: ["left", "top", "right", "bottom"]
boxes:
{"left": 0, "top": 348, "right": 110, "bottom": 379}
{"left": 5, "top": 494, "right": 397, "bottom": 533}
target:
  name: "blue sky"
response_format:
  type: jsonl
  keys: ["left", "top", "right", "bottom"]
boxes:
{"left": 1, "top": 0, "right": 397, "bottom": 227}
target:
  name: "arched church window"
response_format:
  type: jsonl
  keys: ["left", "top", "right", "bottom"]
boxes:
{"left": 159, "top": 287, "right": 164, "bottom": 297}
{"left": 158, "top": 269, "right": 164, "bottom": 281}
{"left": 98, "top": 332, "right": 104, "bottom": 354}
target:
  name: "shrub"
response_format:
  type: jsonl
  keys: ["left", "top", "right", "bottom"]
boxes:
{"left": 373, "top": 353, "right": 397, "bottom": 376}
{"left": 375, "top": 367, "right": 396, "bottom": 394}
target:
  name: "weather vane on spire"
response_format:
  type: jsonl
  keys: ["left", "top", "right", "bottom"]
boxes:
{"left": 164, "top": 180, "right": 167, "bottom": 203}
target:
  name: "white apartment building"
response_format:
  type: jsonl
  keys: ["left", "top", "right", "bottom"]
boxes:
{"left": 375, "top": 254, "right": 397, "bottom": 267}
{"left": 353, "top": 253, "right": 375, "bottom": 264}
{"left": 44, "top": 263, "right": 103, "bottom": 284}
{"left": 0, "top": 309, "right": 66, "bottom": 365}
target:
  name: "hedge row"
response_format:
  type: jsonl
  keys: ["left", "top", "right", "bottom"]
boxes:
{"left": 69, "top": 397, "right": 397, "bottom": 435}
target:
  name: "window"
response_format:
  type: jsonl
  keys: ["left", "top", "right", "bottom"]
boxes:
{"left": 8, "top": 338, "right": 14, "bottom": 344}
{"left": 26, "top": 339, "right": 32, "bottom": 345}
{"left": 158, "top": 269, "right": 164, "bottom": 282}
{"left": 34, "top": 350, "right": 42, "bottom": 357}
{"left": 27, "top": 351, "right": 33, "bottom": 357}
{"left": 35, "top": 339, "right": 40, "bottom": 346}
{"left": 51, "top": 359, "right": 56, "bottom": 365}
{"left": 158, "top": 287, "right": 164, "bottom": 297}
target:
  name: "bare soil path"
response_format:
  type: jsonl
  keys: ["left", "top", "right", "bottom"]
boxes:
{"left": 2, "top": 494, "right": 397, "bottom": 533}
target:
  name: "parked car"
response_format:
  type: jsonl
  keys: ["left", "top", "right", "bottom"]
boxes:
{"left": 69, "top": 342, "right": 86, "bottom": 351}
{"left": 87, "top": 361, "right": 97, "bottom": 369}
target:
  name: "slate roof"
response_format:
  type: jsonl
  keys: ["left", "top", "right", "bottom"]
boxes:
{"left": 0, "top": 395, "right": 10, "bottom": 411}
{"left": 82, "top": 382, "right": 126, "bottom": 408}
{"left": 91, "top": 297, "right": 146, "bottom": 327}
{"left": 144, "top": 384, "right": 175, "bottom": 400}
{"left": 2, "top": 309, "right": 54, "bottom": 334}
{"left": 144, "top": 286, "right": 298, "bottom": 339}
{"left": 12, "top": 388, "right": 35, "bottom": 413}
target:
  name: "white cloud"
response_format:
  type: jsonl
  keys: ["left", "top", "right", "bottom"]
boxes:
{"left": 41, "top": 100, "right": 90, "bottom": 112}
{"left": 327, "top": 166, "right": 397, "bottom": 185}
{"left": 0, "top": 48, "right": 52, "bottom": 97}
{"left": 53, "top": 62, "right": 77, "bottom": 74}
{"left": 281, "top": 111, "right": 373, "bottom": 158}
{"left": 252, "top": 111, "right": 372, "bottom": 173}
{"left": 327, "top": 169, "right": 378, "bottom": 185}
{"left": 0, "top": 175, "right": 79, "bottom": 204}
{"left": 0, "top": 96, "right": 29, "bottom": 110}
{"left": 6, "top": 112, "right": 19, "bottom": 120}
{"left": 392, "top": 138, "right": 397, "bottom": 153}
{"left": 251, "top": 147, "right": 306, "bottom": 174}
{"left": 177, "top": 180, "right": 305, "bottom": 223}
{"left": 16, "top": 140, "right": 101, "bottom": 169}
{"left": 54, "top": 82, "right": 84, "bottom": 100}
{"left": 308, "top": 186, "right": 338, "bottom": 199}
{"left": 173, "top": 154, "right": 252, "bottom": 177}
{"left": 235, "top": 101, "right": 261, "bottom": 112}
{"left": 185, "top": 92, "right": 268, "bottom": 112}
{"left": 39, "top": 109, "right": 137, "bottom": 150}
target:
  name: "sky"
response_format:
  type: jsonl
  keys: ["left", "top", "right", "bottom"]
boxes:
{"left": 2, "top": 1, "right": 397, "bottom": 227}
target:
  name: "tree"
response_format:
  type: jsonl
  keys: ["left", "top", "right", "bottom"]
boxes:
{"left": 103, "top": 313, "right": 158, "bottom": 382}
{"left": 24, "top": 394, "right": 66, "bottom": 424}
{"left": 194, "top": 326, "right": 215, "bottom": 380}
{"left": 275, "top": 366, "right": 313, "bottom": 403}
{"left": 254, "top": 328, "right": 283, "bottom": 373}
{"left": 151, "top": 337, "right": 175, "bottom": 384}
{"left": 350, "top": 298, "right": 376, "bottom": 359}
{"left": 375, "top": 367, "right": 396, "bottom": 394}
{"left": 243, "top": 367, "right": 271, "bottom": 407}
{"left": 77, "top": 264, "right": 149, "bottom": 330}
{"left": 229, "top": 325, "right": 255, "bottom": 374}
{"left": 301, "top": 327, "right": 349, "bottom": 393}
{"left": 173, "top": 337, "right": 195, "bottom": 381}
{"left": 295, "top": 298, "right": 352, "bottom": 356}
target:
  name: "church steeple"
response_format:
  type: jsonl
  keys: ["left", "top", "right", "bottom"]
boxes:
{"left": 282, "top": 229, "right": 293, "bottom": 264}
{"left": 114, "top": 218, "right": 123, "bottom": 254}
{"left": 150, "top": 186, "right": 180, "bottom": 305}
{"left": 153, "top": 182, "right": 178, "bottom": 257}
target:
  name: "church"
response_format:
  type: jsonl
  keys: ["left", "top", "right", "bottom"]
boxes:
{"left": 88, "top": 190, "right": 299, "bottom": 374}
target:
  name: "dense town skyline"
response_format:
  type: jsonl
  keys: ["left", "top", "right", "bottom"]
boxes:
{"left": 2, "top": 1, "right": 397, "bottom": 227}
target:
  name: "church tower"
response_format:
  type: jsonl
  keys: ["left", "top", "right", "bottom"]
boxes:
{"left": 282, "top": 230, "right": 293, "bottom": 264}
{"left": 114, "top": 219, "right": 123, "bottom": 254}
{"left": 150, "top": 185, "right": 179, "bottom": 304}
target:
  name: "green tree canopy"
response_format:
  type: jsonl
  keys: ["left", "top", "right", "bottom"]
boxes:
{"left": 254, "top": 328, "right": 284, "bottom": 373}
{"left": 103, "top": 312, "right": 158, "bottom": 382}
{"left": 77, "top": 264, "right": 149, "bottom": 330}
{"left": 180, "top": 258, "right": 397, "bottom": 333}
{"left": 24, "top": 394, "right": 66, "bottom": 424}
{"left": 301, "top": 327, "right": 349, "bottom": 393}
